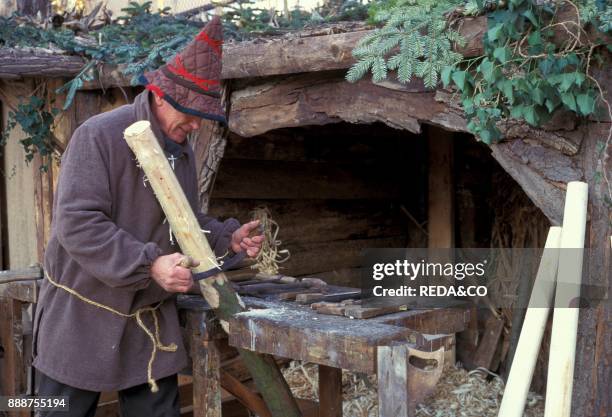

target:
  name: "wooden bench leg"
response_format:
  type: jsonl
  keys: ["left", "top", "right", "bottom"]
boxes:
{"left": 318, "top": 365, "right": 342, "bottom": 417}
{"left": 378, "top": 345, "right": 412, "bottom": 417}
{"left": 192, "top": 337, "right": 221, "bottom": 417}
{"left": 377, "top": 345, "right": 445, "bottom": 417}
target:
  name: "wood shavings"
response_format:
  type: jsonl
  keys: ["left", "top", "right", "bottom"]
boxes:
{"left": 281, "top": 362, "right": 544, "bottom": 417}
{"left": 250, "top": 207, "right": 290, "bottom": 275}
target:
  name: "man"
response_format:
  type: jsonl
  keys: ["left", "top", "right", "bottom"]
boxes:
{"left": 32, "top": 16, "right": 261, "bottom": 417}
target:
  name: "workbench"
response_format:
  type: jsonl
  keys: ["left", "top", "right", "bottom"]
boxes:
{"left": 178, "top": 290, "right": 471, "bottom": 417}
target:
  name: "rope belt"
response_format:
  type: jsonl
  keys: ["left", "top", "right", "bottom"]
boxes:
{"left": 44, "top": 271, "right": 177, "bottom": 393}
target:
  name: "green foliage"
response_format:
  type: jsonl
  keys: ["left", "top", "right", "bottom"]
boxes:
{"left": 441, "top": 0, "right": 606, "bottom": 144}
{"left": 0, "top": 96, "right": 59, "bottom": 169}
{"left": 347, "top": 0, "right": 465, "bottom": 88}
{"left": 222, "top": 0, "right": 369, "bottom": 40}
{"left": 579, "top": 0, "right": 612, "bottom": 33}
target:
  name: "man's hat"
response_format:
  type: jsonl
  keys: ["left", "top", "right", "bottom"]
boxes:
{"left": 139, "top": 16, "right": 226, "bottom": 124}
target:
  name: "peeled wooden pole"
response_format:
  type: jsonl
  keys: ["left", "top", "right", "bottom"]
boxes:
{"left": 498, "top": 227, "right": 562, "bottom": 417}
{"left": 124, "top": 121, "right": 302, "bottom": 417}
{"left": 544, "top": 182, "right": 588, "bottom": 417}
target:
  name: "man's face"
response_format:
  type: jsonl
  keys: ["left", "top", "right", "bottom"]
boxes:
{"left": 151, "top": 94, "right": 202, "bottom": 143}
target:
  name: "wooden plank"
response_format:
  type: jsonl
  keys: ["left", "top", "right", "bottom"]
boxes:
{"left": 318, "top": 365, "right": 342, "bottom": 417}
{"left": 212, "top": 159, "right": 401, "bottom": 200}
{"left": 0, "top": 281, "right": 38, "bottom": 303}
{"left": 208, "top": 199, "right": 405, "bottom": 245}
{"left": 370, "top": 305, "right": 472, "bottom": 335}
{"left": 229, "top": 305, "right": 418, "bottom": 373}
{"left": 1, "top": 88, "right": 39, "bottom": 269}
{"left": 472, "top": 314, "right": 505, "bottom": 370}
{"left": 343, "top": 304, "right": 408, "bottom": 319}
{"left": 281, "top": 237, "right": 405, "bottom": 277}
{"left": 223, "top": 127, "right": 414, "bottom": 164}
{"left": 427, "top": 125, "right": 454, "bottom": 249}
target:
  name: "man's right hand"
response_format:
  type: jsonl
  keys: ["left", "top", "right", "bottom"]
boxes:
{"left": 150, "top": 253, "right": 197, "bottom": 293}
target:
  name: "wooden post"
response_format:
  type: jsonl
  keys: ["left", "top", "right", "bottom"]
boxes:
{"left": 318, "top": 365, "right": 342, "bottom": 417}
{"left": 427, "top": 125, "right": 454, "bottom": 249}
{"left": 124, "top": 121, "right": 302, "bottom": 417}
{"left": 191, "top": 338, "right": 222, "bottom": 417}
{"left": 544, "top": 182, "right": 588, "bottom": 417}
{"left": 498, "top": 227, "right": 562, "bottom": 417}
{"left": 0, "top": 297, "right": 30, "bottom": 417}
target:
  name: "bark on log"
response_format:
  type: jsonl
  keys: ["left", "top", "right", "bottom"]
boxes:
{"left": 0, "top": 48, "right": 86, "bottom": 79}
{"left": 229, "top": 72, "right": 466, "bottom": 137}
{"left": 123, "top": 121, "right": 303, "bottom": 417}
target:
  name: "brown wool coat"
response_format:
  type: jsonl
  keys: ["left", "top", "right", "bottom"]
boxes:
{"left": 32, "top": 90, "right": 239, "bottom": 392}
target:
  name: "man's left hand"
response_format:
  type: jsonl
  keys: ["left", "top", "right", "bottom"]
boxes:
{"left": 231, "top": 220, "right": 264, "bottom": 258}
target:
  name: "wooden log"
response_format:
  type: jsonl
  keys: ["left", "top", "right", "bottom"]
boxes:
{"left": 123, "top": 121, "right": 302, "bottom": 417}
{"left": 222, "top": 29, "right": 368, "bottom": 79}
{"left": 545, "top": 182, "right": 589, "bottom": 417}
{"left": 0, "top": 48, "right": 86, "bottom": 79}
{"left": 229, "top": 73, "right": 466, "bottom": 138}
{"left": 499, "top": 227, "right": 562, "bottom": 417}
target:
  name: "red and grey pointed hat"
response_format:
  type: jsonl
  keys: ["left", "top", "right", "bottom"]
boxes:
{"left": 139, "top": 16, "right": 226, "bottom": 124}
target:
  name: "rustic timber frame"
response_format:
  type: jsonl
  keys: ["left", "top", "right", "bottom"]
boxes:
{"left": 0, "top": 14, "right": 610, "bottom": 417}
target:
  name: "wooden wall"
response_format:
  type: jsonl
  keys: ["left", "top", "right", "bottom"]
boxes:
{"left": 0, "top": 80, "right": 136, "bottom": 268}
{"left": 208, "top": 122, "right": 428, "bottom": 286}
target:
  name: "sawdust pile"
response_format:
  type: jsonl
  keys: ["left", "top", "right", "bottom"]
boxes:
{"left": 282, "top": 361, "right": 544, "bottom": 417}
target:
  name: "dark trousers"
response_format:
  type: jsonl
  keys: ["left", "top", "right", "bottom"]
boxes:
{"left": 35, "top": 370, "right": 180, "bottom": 417}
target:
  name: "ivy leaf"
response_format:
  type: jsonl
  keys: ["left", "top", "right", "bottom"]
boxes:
{"left": 479, "top": 59, "right": 496, "bottom": 83}
{"left": 532, "top": 88, "right": 545, "bottom": 105}
{"left": 561, "top": 92, "right": 577, "bottom": 112}
{"left": 576, "top": 94, "right": 596, "bottom": 115}
{"left": 510, "top": 105, "right": 525, "bottom": 119}
{"left": 497, "top": 79, "right": 515, "bottom": 104}
{"left": 441, "top": 66, "right": 453, "bottom": 87}
{"left": 522, "top": 10, "right": 539, "bottom": 27}
{"left": 487, "top": 24, "right": 504, "bottom": 42}
{"left": 493, "top": 46, "right": 510, "bottom": 64}
{"left": 559, "top": 73, "right": 576, "bottom": 93}
{"left": 524, "top": 106, "right": 539, "bottom": 125}
{"left": 452, "top": 70, "right": 467, "bottom": 91}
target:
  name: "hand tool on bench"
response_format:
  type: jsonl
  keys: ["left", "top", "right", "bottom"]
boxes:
{"left": 296, "top": 290, "right": 362, "bottom": 304}
{"left": 124, "top": 121, "right": 303, "bottom": 417}
{"left": 310, "top": 299, "right": 360, "bottom": 316}
{"left": 343, "top": 304, "right": 409, "bottom": 319}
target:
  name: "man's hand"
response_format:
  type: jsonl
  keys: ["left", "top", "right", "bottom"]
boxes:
{"left": 231, "top": 220, "right": 264, "bottom": 258}
{"left": 150, "top": 253, "right": 198, "bottom": 293}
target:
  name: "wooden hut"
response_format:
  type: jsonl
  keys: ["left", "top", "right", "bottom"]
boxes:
{"left": 0, "top": 14, "right": 609, "bottom": 417}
